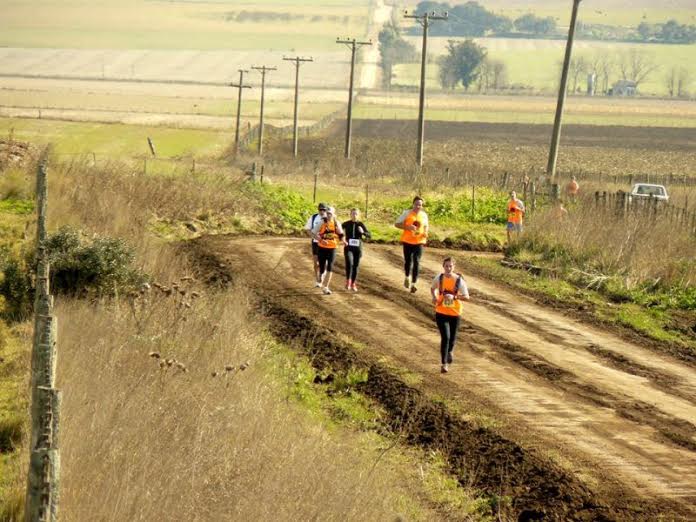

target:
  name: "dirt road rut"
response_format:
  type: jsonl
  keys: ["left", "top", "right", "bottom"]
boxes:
{"left": 193, "top": 236, "right": 696, "bottom": 520}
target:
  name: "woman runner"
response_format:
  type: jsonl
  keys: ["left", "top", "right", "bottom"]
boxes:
{"left": 395, "top": 196, "right": 429, "bottom": 293}
{"left": 342, "top": 208, "right": 371, "bottom": 292}
{"left": 311, "top": 206, "right": 344, "bottom": 295}
{"left": 430, "top": 257, "right": 470, "bottom": 373}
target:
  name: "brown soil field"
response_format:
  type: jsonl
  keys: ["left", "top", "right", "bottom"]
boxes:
{"left": 188, "top": 236, "right": 696, "bottom": 521}
{"left": 342, "top": 119, "right": 696, "bottom": 152}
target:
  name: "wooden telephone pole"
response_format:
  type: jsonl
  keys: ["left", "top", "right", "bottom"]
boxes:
{"left": 547, "top": 0, "right": 582, "bottom": 180}
{"left": 283, "top": 56, "right": 313, "bottom": 158}
{"left": 336, "top": 37, "right": 372, "bottom": 160}
{"left": 230, "top": 69, "right": 251, "bottom": 155}
{"left": 251, "top": 65, "right": 277, "bottom": 156}
{"left": 405, "top": 10, "right": 448, "bottom": 167}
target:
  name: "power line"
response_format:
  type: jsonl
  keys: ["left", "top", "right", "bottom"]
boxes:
{"left": 230, "top": 69, "right": 251, "bottom": 155}
{"left": 336, "top": 37, "right": 372, "bottom": 160}
{"left": 251, "top": 65, "right": 277, "bottom": 156}
{"left": 283, "top": 56, "right": 314, "bottom": 158}
{"left": 404, "top": 10, "right": 448, "bottom": 167}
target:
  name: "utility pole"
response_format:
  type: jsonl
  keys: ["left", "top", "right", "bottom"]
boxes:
{"left": 230, "top": 69, "right": 251, "bottom": 155}
{"left": 283, "top": 56, "right": 313, "bottom": 158}
{"left": 405, "top": 10, "right": 448, "bottom": 167}
{"left": 547, "top": 0, "right": 582, "bottom": 180}
{"left": 336, "top": 37, "right": 372, "bottom": 160}
{"left": 251, "top": 65, "right": 277, "bottom": 156}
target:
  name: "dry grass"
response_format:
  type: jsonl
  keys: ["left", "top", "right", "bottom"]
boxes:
{"left": 56, "top": 266, "right": 417, "bottom": 521}
{"left": 38, "top": 158, "right": 482, "bottom": 521}
{"left": 523, "top": 196, "right": 696, "bottom": 289}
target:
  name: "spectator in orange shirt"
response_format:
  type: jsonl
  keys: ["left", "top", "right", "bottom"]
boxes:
{"left": 566, "top": 176, "right": 579, "bottom": 202}
{"left": 506, "top": 191, "right": 525, "bottom": 243}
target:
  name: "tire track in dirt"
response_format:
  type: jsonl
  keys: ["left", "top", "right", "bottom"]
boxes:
{"left": 189, "top": 235, "right": 696, "bottom": 519}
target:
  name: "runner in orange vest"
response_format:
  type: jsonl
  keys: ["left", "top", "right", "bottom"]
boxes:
{"left": 395, "top": 196, "right": 429, "bottom": 293}
{"left": 430, "top": 257, "right": 470, "bottom": 374}
{"left": 506, "top": 191, "right": 525, "bottom": 243}
{"left": 311, "top": 206, "right": 344, "bottom": 295}
{"left": 566, "top": 176, "right": 579, "bottom": 202}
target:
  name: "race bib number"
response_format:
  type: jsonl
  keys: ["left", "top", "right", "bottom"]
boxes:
{"left": 443, "top": 294, "right": 456, "bottom": 308}
{"left": 348, "top": 238, "right": 361, "bottom": 247}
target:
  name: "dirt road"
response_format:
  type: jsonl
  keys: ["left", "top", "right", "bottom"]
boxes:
{"left": 195, "top": 236, "right": 696, "bottom": 519}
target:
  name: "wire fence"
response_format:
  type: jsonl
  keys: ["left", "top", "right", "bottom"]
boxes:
{"left": 25, "top": 155, "right": 62, "bottom": 522}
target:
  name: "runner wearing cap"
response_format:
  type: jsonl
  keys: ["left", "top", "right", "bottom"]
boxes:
{"left": 304, "top": 202, "right": 328, "bottom": 287}
{"left": 395, "top": 196, "right": 429, "bottom": 293}
{"left": 311, "top": 206, "right": 344, "bottom": 295}
{"left": 430, "top": 257, "right": 470, "bottom": 374}
{"left": 342, "top": 208, "right": 371, "bottom": 292}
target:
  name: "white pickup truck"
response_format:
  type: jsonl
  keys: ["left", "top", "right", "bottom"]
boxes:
{"left": 629, "top": 183, "right": 669, "bottom": 203}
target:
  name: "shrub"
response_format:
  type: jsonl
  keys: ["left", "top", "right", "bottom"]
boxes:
{"left": 0, "top": 257, "right": 32, "bottom": 321}
{"left": 44, "top": 226, "right": 145, "bottom": 297}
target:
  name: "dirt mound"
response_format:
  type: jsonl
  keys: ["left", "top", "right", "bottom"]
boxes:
{"left": 0, "top": 139, "right": 37, "bottom": 170}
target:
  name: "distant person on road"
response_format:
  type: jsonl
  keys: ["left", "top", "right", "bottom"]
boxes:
{"left": 506, "top": 191, "right": 525, "bottom": 243}
{"left": 430, "top": 257, "right": 470, "bottom": 374}
{"left": 566, "top": 176, "right": 579, "bottom": 202}
{"left": 304, "top": 202, "right": 328, "bottom": 287}
{"left": 342, "top": 208, "right": 371, "bottom": 292}
{"left": 395, "top": 196, "right": 429, "bottom": 294}
{"left": 312, "top": 206, "right": 344, "bottom": 295}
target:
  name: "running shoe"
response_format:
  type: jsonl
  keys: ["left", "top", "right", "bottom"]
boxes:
{"left": 314, "top": 281, "right": 322, "bottom": 288}
{"left": 351, "top": 283, "right": 358, "bottom": 292}
{"left": 410, "top": 284, "right": 418, "bottom": 294}
{"left": 447, "top": 352, "right": 453, "bottom": 364}
{"left": 322, "top": 287, "right": 332, "bottom": 295}
{"left": 403, "top": 276, "right": 411, "bottom": 289}
{"left": 345, "top": 279, "right": 352, "bottom": 290}
{"left": 441, "top": 364, "right": 449, "bottom": 374}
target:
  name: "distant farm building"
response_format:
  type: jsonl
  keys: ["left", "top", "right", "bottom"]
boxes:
{"left": 609, "top": 80, "right": 637, "bottom": 96}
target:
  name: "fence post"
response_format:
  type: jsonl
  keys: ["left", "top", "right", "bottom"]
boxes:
{"left": 26, "top": 154, "right": 61, "bottom": 522}
{"left": 471, "top": 185, "right": 476, "bottom": 221}
{"left": 260, "top": 165, "right": 264, "bottom": 184}
{"left": 365, "top": 184, "right": 369, "bottom": 220}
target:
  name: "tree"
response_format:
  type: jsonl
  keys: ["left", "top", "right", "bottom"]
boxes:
{"left": 569, "top": 55, "right": 589, "bottom": 93}
{"left": 677, "top": 67, "right": 692, "bottom": 97}
{"left": 619, "top": 49, "right": 659, "bottom": 89}
{"left": 438, "top": 54, "right": 459, "bottom": 90}
{"left": 378, "top": 22, "right": 418, "bottom": 88}
{"left": 439, "top": 39, "right": 487, "bottom": 91}
{"left": 591, "top": 52, "right": 615, "bottom": 94}
{"left": 514, "top": 13, "right": 556, "bottom": 35}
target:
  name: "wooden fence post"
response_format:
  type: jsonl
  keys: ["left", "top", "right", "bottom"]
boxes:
{"left": 26, "top": 154, "right": 61, "bottom": 522}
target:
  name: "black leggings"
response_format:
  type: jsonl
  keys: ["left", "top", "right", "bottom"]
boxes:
{"left": 435, "top": 313, "right": 460, "bottom": 364}
{"left": 402, "top": 243, "right": 423, "bottom": 282}
{"left": 344, "top": 247, "right": 362, "bottom": 282}
{"left": 318, "top": 247, "right": 337, "bottom": 275}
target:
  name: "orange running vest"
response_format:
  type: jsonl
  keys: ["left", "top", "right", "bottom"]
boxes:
{"left": 318, "top": 220, "right": 340, "bottom": 249}
{"left": 400, "top": 210, "right": 427, "bottom": 245}
{"left": 435, "top": 274, "right": 463, "bottom": 317}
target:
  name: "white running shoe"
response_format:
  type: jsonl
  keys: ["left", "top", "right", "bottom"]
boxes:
{"left": 403, "top": 276, "right": 411, "bottom": 289}
{"left": 314, "top": 281, "right": 321, "bottom": 288}
{"left": 322, "top": 287, "right": 332, "bottom": 295}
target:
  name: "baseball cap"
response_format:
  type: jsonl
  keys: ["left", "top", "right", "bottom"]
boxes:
{"left": 318, "top": 202, "right": 328, "bottom": 210}
{"left": 327, "top": 206, "right": 335, "bottom": 214}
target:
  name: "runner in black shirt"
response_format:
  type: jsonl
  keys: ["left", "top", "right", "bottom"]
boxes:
{"left": 342, "top": 208, "right": 371, "bottom": 292}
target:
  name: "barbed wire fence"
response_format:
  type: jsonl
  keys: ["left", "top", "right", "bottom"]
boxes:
{"left": 25, "top": 151, "right": 62, "bottom": 522}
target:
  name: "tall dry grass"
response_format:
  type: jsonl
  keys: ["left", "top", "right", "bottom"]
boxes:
{"left": 44, "top": 158, "right": 445, "bottom": 521}
{"left": 522, "top": 194, "right": 696, "bottom": 290}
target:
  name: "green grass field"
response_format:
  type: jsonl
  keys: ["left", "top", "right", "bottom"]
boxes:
{"left": 0, "top": 0, "right": 369, "bottom": 50}
{"left": 396, "top": 37, "right": 696, "bottom": 97}
{"left": 0, "top": 118, "right": 230, "bottom": 158}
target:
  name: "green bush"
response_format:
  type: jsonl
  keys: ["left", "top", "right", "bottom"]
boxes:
{"left": 44, "top": 226, "right": 145, "bottom": 297}
{"left": 0, "top": 257, "right": 33, "bottom": 321}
